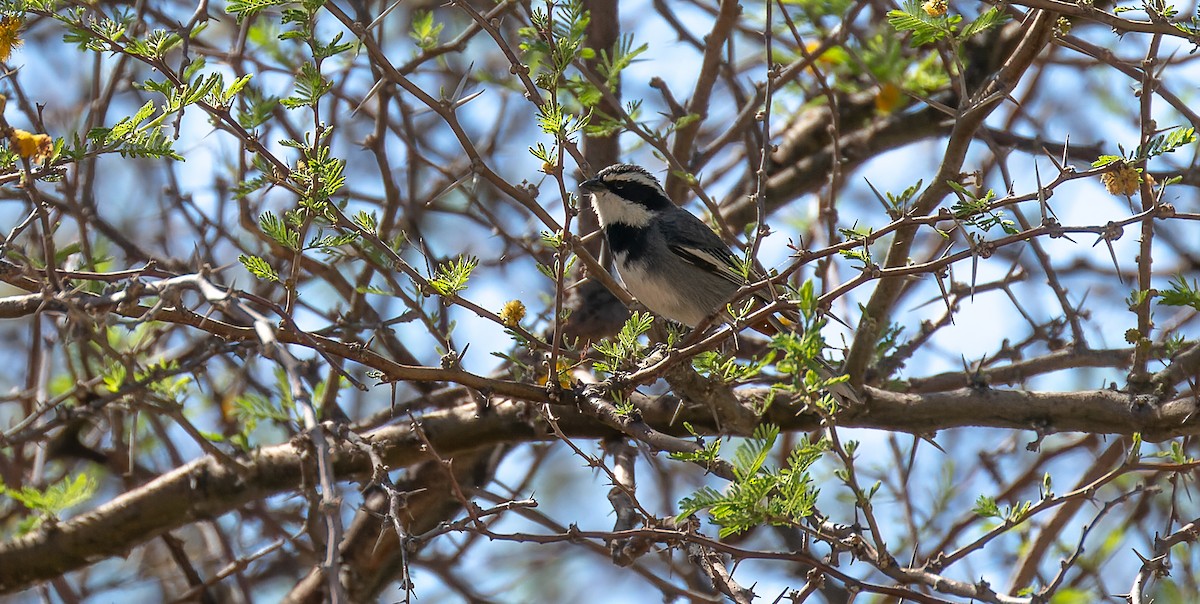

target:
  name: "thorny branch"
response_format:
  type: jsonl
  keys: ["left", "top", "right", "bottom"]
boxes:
{"left": 1, "top": 0, "right": 1200, "bottom": 602}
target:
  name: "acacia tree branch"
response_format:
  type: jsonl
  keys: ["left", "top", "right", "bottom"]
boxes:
{"left": 663, "top": 0, "right": 742, "bottom": 201}
{"left": 0, "top": 263, "right": 549, "bottom": 406}
{"left": 844, "top": 11, "right": 1056, "bottom": 386}
{"left": 1128, "top": 516, "right": 1200, "bottom": 603}
{"left": 4, "top": 381, "right": 1200, "bottom": 594}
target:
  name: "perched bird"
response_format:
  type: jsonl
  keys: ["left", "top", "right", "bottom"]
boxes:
{"left": 579, "top": 163, "right": 781, "bottom": 329}
{"left": 579, "top": 163, "right": 861, "bottom": 403}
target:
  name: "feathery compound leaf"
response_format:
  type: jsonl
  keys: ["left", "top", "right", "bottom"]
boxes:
{"left": 430, "top": 255, "right": 478, "bottom": 297}
{"left": 618, "top": 311, "right": 654, "bottom": 347}
{"left": 410, "top": 10, "right": 445, "bottom": 49}
{"left": 677, "top": 486, "right": 726, "bottom": 519}
{"left": 692, "top": 350, "right": 772, "bottom": 383}
{"left": 974, "top": 494, "right": 1001, "bottom": 518}
{"left": 310, "top": 232, "right": 359, "bottom": 249}
{"left": 352, "top": 210, "right": 378, "bottom": 233}
{"left": 959, "top": 7, "right": 1011, "bottom": 39}
{"left": 732, "top": 424, "right": 779, "bottom": 481}
{"left": 4, "top": 473, "right": 96, "bottom": 516}
{"left": 1160, "top": 275, "right": 1200, "bottom": 311}
{"left": 239, "top": 254, "right": 279, "bottom": 282}
{"left": 226, "top": 0, "right": 291, "bottom": 22}
{"left": 259, "top": 211, "right": 299, "bottom": 250}
{"left": 1134, "top": 126, "right": 1196, "bottom": 160}
{"left": 593, "top": 312, "right": 653, "bottom": 374}
{"left": 222, "top": 73, "right": 254, "bottom": 105}
{"left": 232, "top": 393, "right": 292, "bottom": 423}
{"left": 598, "top": 34, "right": 648, "bottom": 88}
{"left": 887, "top": 0, "right": 958, "bottom": 46}
{"left": 677, "top": 425, "right": 824, "bottom": 537}
{"left": 282, "top": 63, "right": 333, "bottom": 109}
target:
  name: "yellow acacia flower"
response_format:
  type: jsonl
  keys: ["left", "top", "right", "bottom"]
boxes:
{"left": 922, "top": 0, "right": 948, "bottom": 17}
{"left": 1101, "top": 163, "right": 1141, "bottom": 197}
{"left": 500, "top": 299, "right": 526, "bottom": 327}
{"left": 0, "top": 15, "right": 23, "bottom": 62}
{"left": 10, "top": 128, "right": 52, "bottom": 164}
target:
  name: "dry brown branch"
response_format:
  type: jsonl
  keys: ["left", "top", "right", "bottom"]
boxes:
{"left": 3, "top": 0, "right": 1200, "bottom": 601}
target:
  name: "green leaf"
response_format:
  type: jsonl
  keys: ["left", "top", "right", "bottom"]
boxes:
{"left": 1128, "top": 432, "right": 1144, "bottom": 463}
{"left": 309, "top": 232, "right": 359, "bottom": 249}
{"left": 232, "top": 393, "right": 292, "bottom": 423}
{"left": 959, "top": 7, "right": 1011, "bottom": 39}
{"left": 289, "top": 145, "right": 346, "bottom": 204}
{"left": 102, "top": 362, "right": 127, "bottom": 393}
{"left": 692, "top": 350, "right": 773, "bottom": 383}
{"left": 1134, "top": 126, "right": 1196, "bottom": 160}
{"left": 226, "top": 0, "right": 291, "bottom": 22}
{"left": 592, "top": 311, "right": 654, "bottom": 375}
{"left": 222, "top": 73, "right": 254, "bottom": 105}
{"left": 350, "top": 211, "right": 376, "bottom": 232}
{"left": 429, "top": 255, "right": 478, "bottom": 297}
{"left": 597, "top": 35, "right": 647, "bottom": 91}
{"left": 949, "top": 187, "right": 1013, "bottom": 233}
{"left": 1160, "top": 275, "right": 1200, "bottom": 311}
{"left": 887, "top": 0, "right": 956, "bottom": 46}
{"left": 313, "top": 32, "right": 355, "bottom": 59}
{"left": 239, "top": 254, "right": 280, "bottom": 281}
{"left": 281, "top": 63, "right": 333, "bottom": 109}
{"left": 669, "top": 438, "right": 722, "bottom": 465}
{"left": 259, "top": 211, "right": 299, "bottom": 250}
{"left": 731, "top": 424, "right": 779, "bottom": 481}
{"left": 677, "top": 486, "right": 726, "bottom": 519}
{"left": 236, "top": 87, "right": 280, "bottom": 129}
{"left": 4, "top": 473, "right": 96, "bottom": 516}
{"left": 883, "top": 179, "right": 923, "bottom": 209}
{"left": 676, "top": 429, "right": 825, "bottom": 537}
{"left": 88, "top": 100, "right": 185, "bottom": 161}
{"left": 410, "top": 10, "right": 445, "bottom": 49}
{"left": 974, "top": 494, "right": 1001, "bottom": 518}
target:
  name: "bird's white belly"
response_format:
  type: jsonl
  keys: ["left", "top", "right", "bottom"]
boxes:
{"left": 616, "top": 260, "right": 709, "bottom": 327}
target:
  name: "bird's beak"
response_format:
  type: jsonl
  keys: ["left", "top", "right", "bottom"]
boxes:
{"left": 578, "top": 176, "right": 603, "bottom": 192}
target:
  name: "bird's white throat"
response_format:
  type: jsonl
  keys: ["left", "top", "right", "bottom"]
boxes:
{"left": 589, "top": 190, "right": 655, "bottom": 228}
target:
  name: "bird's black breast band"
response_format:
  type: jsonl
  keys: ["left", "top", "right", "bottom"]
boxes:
{"left": 604, "top": 222, "right": 650, "bottom": 263}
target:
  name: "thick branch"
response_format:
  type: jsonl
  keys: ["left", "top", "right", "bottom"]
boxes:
{"left": 3, "top": 382, "right": 1198, "bottom": 593}
{"left": 844, "top": 11, "right": 1056, "bottom": 386}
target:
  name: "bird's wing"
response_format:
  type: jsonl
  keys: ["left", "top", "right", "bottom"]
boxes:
{"left": 658, "top": 210, "right": 802, "bottom": 329}
{"left": 656, "top": 211, "right": 747, "bottom": 286}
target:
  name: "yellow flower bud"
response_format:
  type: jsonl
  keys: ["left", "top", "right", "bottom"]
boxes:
{"left": 500, "top": 299, "right": 526, "bottom": 327}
